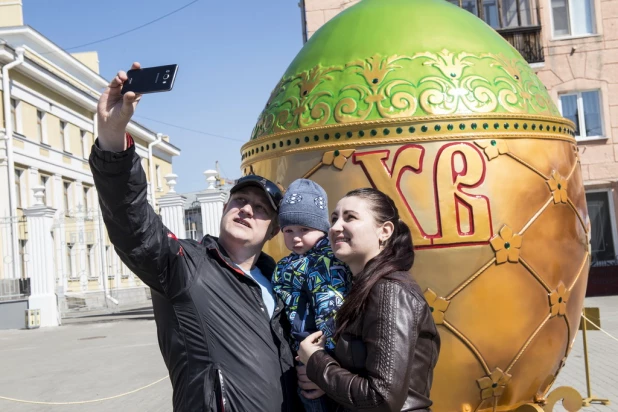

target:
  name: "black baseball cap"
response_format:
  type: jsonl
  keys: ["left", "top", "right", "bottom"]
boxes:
{"left": 230, "top": 175, "right": 284, "bottom": 212}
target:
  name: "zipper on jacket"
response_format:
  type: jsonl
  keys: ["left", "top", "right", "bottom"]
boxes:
{"left": 217, "top": 369, "right": 227, "bottom": 412}
{"left": 300, "top": 303, "right": 309, "bottom": 335}
{"left": 211, "top": 246, "right": 267, "bottom": 313}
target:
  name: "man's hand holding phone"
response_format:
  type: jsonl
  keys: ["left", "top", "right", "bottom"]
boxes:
{"left": 97, "top": 62, "right": 142, "bottom": 152}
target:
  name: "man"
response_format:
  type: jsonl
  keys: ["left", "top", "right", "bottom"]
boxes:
{"left": 90, "top": 62, "right": 302, "bottom": 411}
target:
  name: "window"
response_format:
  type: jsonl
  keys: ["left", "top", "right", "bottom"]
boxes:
{"left": 83, "top": 186, "right": 91, "bottom": 213}
{"left": 586, "top": 191, "right": 618, "bottom": 264}
{"left": 66, "top": 243, "right": 76, "bottom": 278}
{"left": 86, "top": 245, "right": 94, "bottom": 278}
{"left": 10, "top": 98, "right": 17, "bottom": 130}
{"left": 15, "top": 169, "right": 23, "bottom": 209}
{"left": 156, "top": 165, "right": 162, "bottom": 191}
{"left": 106, "top": 245, "right": 113, "bottom": 279}
{"left": 559, "top": 90, "right": 602, "bottom": 140}
{"left": 19, "top": 239, "right": 27, "bottom": 278}
{"left": 502, "top": 0, "right": 532, "bottom": 27}
{"left": 63, "top": 181, "right": 71, "bottom": 215}
{"left": 80, "top": 130, "right": 87, "bottom": 158}
{"left": 447, "top": 0, "right": 532, "bottom": 28}
{"left": 551, "top": 0, "right": 595, "bottom": 37}
{"left": 185, "top": 204, "right": 204, "bottom": 241}
{"left": 447, "top": 0, "right": 478, "bottom": 14}
{"left": 40, "top": 175, "right": 50, "bottom": 206}
{"left": 482, "top": 0, "right": 499, "bottom": 28}
{"left": 36, "top": 110, "right": 44, "bottom": 142}
{"left": 60, "top": 121, "right": 70, "bottom": 152}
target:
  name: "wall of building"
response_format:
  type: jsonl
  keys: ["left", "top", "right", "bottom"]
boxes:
{"left": 537, "top": 0, "right": 618, "bottom": 183}
{"left": 11, "top": 71, "right": 92, "bottom": 119}
{"left": 0, "top": 0, "right": 23, "bottom": 27}
{"left": 304, "top": 0, "right": 359, "bottom": 39}
{"left": 0, "top": 35, "right": 179, "bottom": 308}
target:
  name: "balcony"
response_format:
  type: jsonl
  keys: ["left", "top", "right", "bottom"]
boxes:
{"left": 498, "top": 25, "right": 544, "bottom": 64}
{"left": 448, "top": 0, "right": 545, "bottom": 64}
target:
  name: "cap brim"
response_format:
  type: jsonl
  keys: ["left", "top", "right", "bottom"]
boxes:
{"left": 230, "top": 181, "right": 279, "bottom": 212}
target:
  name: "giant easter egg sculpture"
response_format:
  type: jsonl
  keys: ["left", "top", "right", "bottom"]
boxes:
{"left": 242, "top": 0, "right": 590, "bottom": 410}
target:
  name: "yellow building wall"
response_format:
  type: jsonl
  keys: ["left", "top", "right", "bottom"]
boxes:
{"left": 8, "top": 96, "right": 96, "bottom": 158}
{"left": 11, "top": 72, "right": 92, "bottom": 119}
{"left": 0, "top": 0, "right": 23, "bottom": 27}
{"left": 71, "top": 51, "right": 100, "bottom": 75}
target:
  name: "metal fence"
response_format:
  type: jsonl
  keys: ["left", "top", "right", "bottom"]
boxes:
{"left": 0, "top": 215, "right": 28, "bottom": 285}
{"left": 2, "top": 207, "right": 148, "bottom": 314}
{"left": 52, "top": 206, "right": 145, "bottom": 313}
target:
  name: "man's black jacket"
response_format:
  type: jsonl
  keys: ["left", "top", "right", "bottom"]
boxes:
{"left": 89, "top": 140, "right": 299, "bottom": 411}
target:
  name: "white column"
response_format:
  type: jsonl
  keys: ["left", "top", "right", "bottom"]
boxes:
{"left": 112, "top": 247, "right": 120, "bottom": 290}
{"left": 24, "top": 186, "right": 59, "bottom": 327}
{"left": 158, "top": 173, "right": 187, "bottom": 239}
{"left": 92, "top": 187, "right": 106, "bottom": 290}
{"left": 88, "top": 245, "right": 96, "bottom": 284}
{"left": 159, "top": 194, "right": 187, "bottom": 239}
{"left": 0, "top": 134, "right": 9, "bottom": 216}
{"left": 52, "top": 174, "right": 63, "bottom": 213}
{"left": 0, "top": 138, "right": 11, "bottom": 282}
{"left": 51, "top": 174, "right": 68, "bottom": 292}
{"left": 196, "top": 191, "right": 228, "bottom": 238}
{"left": 73, "top": 181, "right": 88, "bottom": 291}
{"left": 146, "top": 184, "right": 153, "bottom": 207}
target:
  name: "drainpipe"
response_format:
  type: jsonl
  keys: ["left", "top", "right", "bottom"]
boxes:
{"left": 2, "top": 46, "right": 25, "bottom": 279}
{"left": 299, "top": 0, "right": 308, "bottom": 44}
{"left": 148, "top": 133, "right": 164, "bottom": 210}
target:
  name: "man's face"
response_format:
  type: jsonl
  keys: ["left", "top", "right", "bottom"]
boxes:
{"left": 220, "top": 186, "right": 279, "bottom": 249}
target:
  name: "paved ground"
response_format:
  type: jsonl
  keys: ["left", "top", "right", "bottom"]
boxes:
{"left": 0, "top": 297, "right": 615, "bottom": 412}
{"left": 553, "top": 296, "right": 618, "bottom": 412}
{"left": 0, "top": 314, "right": 172, "bottom": 412}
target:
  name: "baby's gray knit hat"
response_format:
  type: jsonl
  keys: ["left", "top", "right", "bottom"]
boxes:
{"left": 278, "top": 179, "right": 330, "bottom": 233}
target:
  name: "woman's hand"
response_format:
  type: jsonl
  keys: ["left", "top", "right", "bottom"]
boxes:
{"left": 97, "top": 62, "right": 142, "bottom": 152}
{"left": 298, "top": 331, "right": 326, "bottom": 365}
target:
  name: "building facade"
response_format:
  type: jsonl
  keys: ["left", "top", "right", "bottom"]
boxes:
{"left": 0, "top": 0, "right": 181, "bottom": 321}
{"left": 300, "top": 0, "right": 618, "bottom": 294}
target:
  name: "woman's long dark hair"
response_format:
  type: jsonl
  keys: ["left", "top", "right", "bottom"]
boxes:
{"left": 334, "top": 188, "right": 414, "bottom": 340}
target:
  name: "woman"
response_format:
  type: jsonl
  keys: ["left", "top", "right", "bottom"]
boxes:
{"left": 298, "top": 188, "right": 440, "bottom": 411}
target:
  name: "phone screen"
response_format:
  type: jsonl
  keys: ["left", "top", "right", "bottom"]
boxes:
{"left": 121, "top": 64, "right": 178, "bottom": 95}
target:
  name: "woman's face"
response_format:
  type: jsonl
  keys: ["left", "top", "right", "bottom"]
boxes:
{"left": 329, "top": 196, "right": 386, "bottom": 275}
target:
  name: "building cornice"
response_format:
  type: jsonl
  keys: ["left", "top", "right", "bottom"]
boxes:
{"left": 0, "top": 26, "right": 107, "bottom": 89}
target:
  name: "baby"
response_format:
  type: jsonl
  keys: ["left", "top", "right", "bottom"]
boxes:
{"left": 272, "top": 178, "right": 351, "bottom": 411}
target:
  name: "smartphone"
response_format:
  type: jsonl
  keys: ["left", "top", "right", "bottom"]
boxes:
{"left": 121, "top": 64, "right": 178, "bottom": 95}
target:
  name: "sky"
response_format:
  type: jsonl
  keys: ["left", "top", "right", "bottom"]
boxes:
{"left": 22, "top": 0, "right": 304, "bottom": 193}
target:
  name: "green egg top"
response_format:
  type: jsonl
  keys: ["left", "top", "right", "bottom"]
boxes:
{"left": 250, "top": 0, "right": 563, "bottom": 142}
